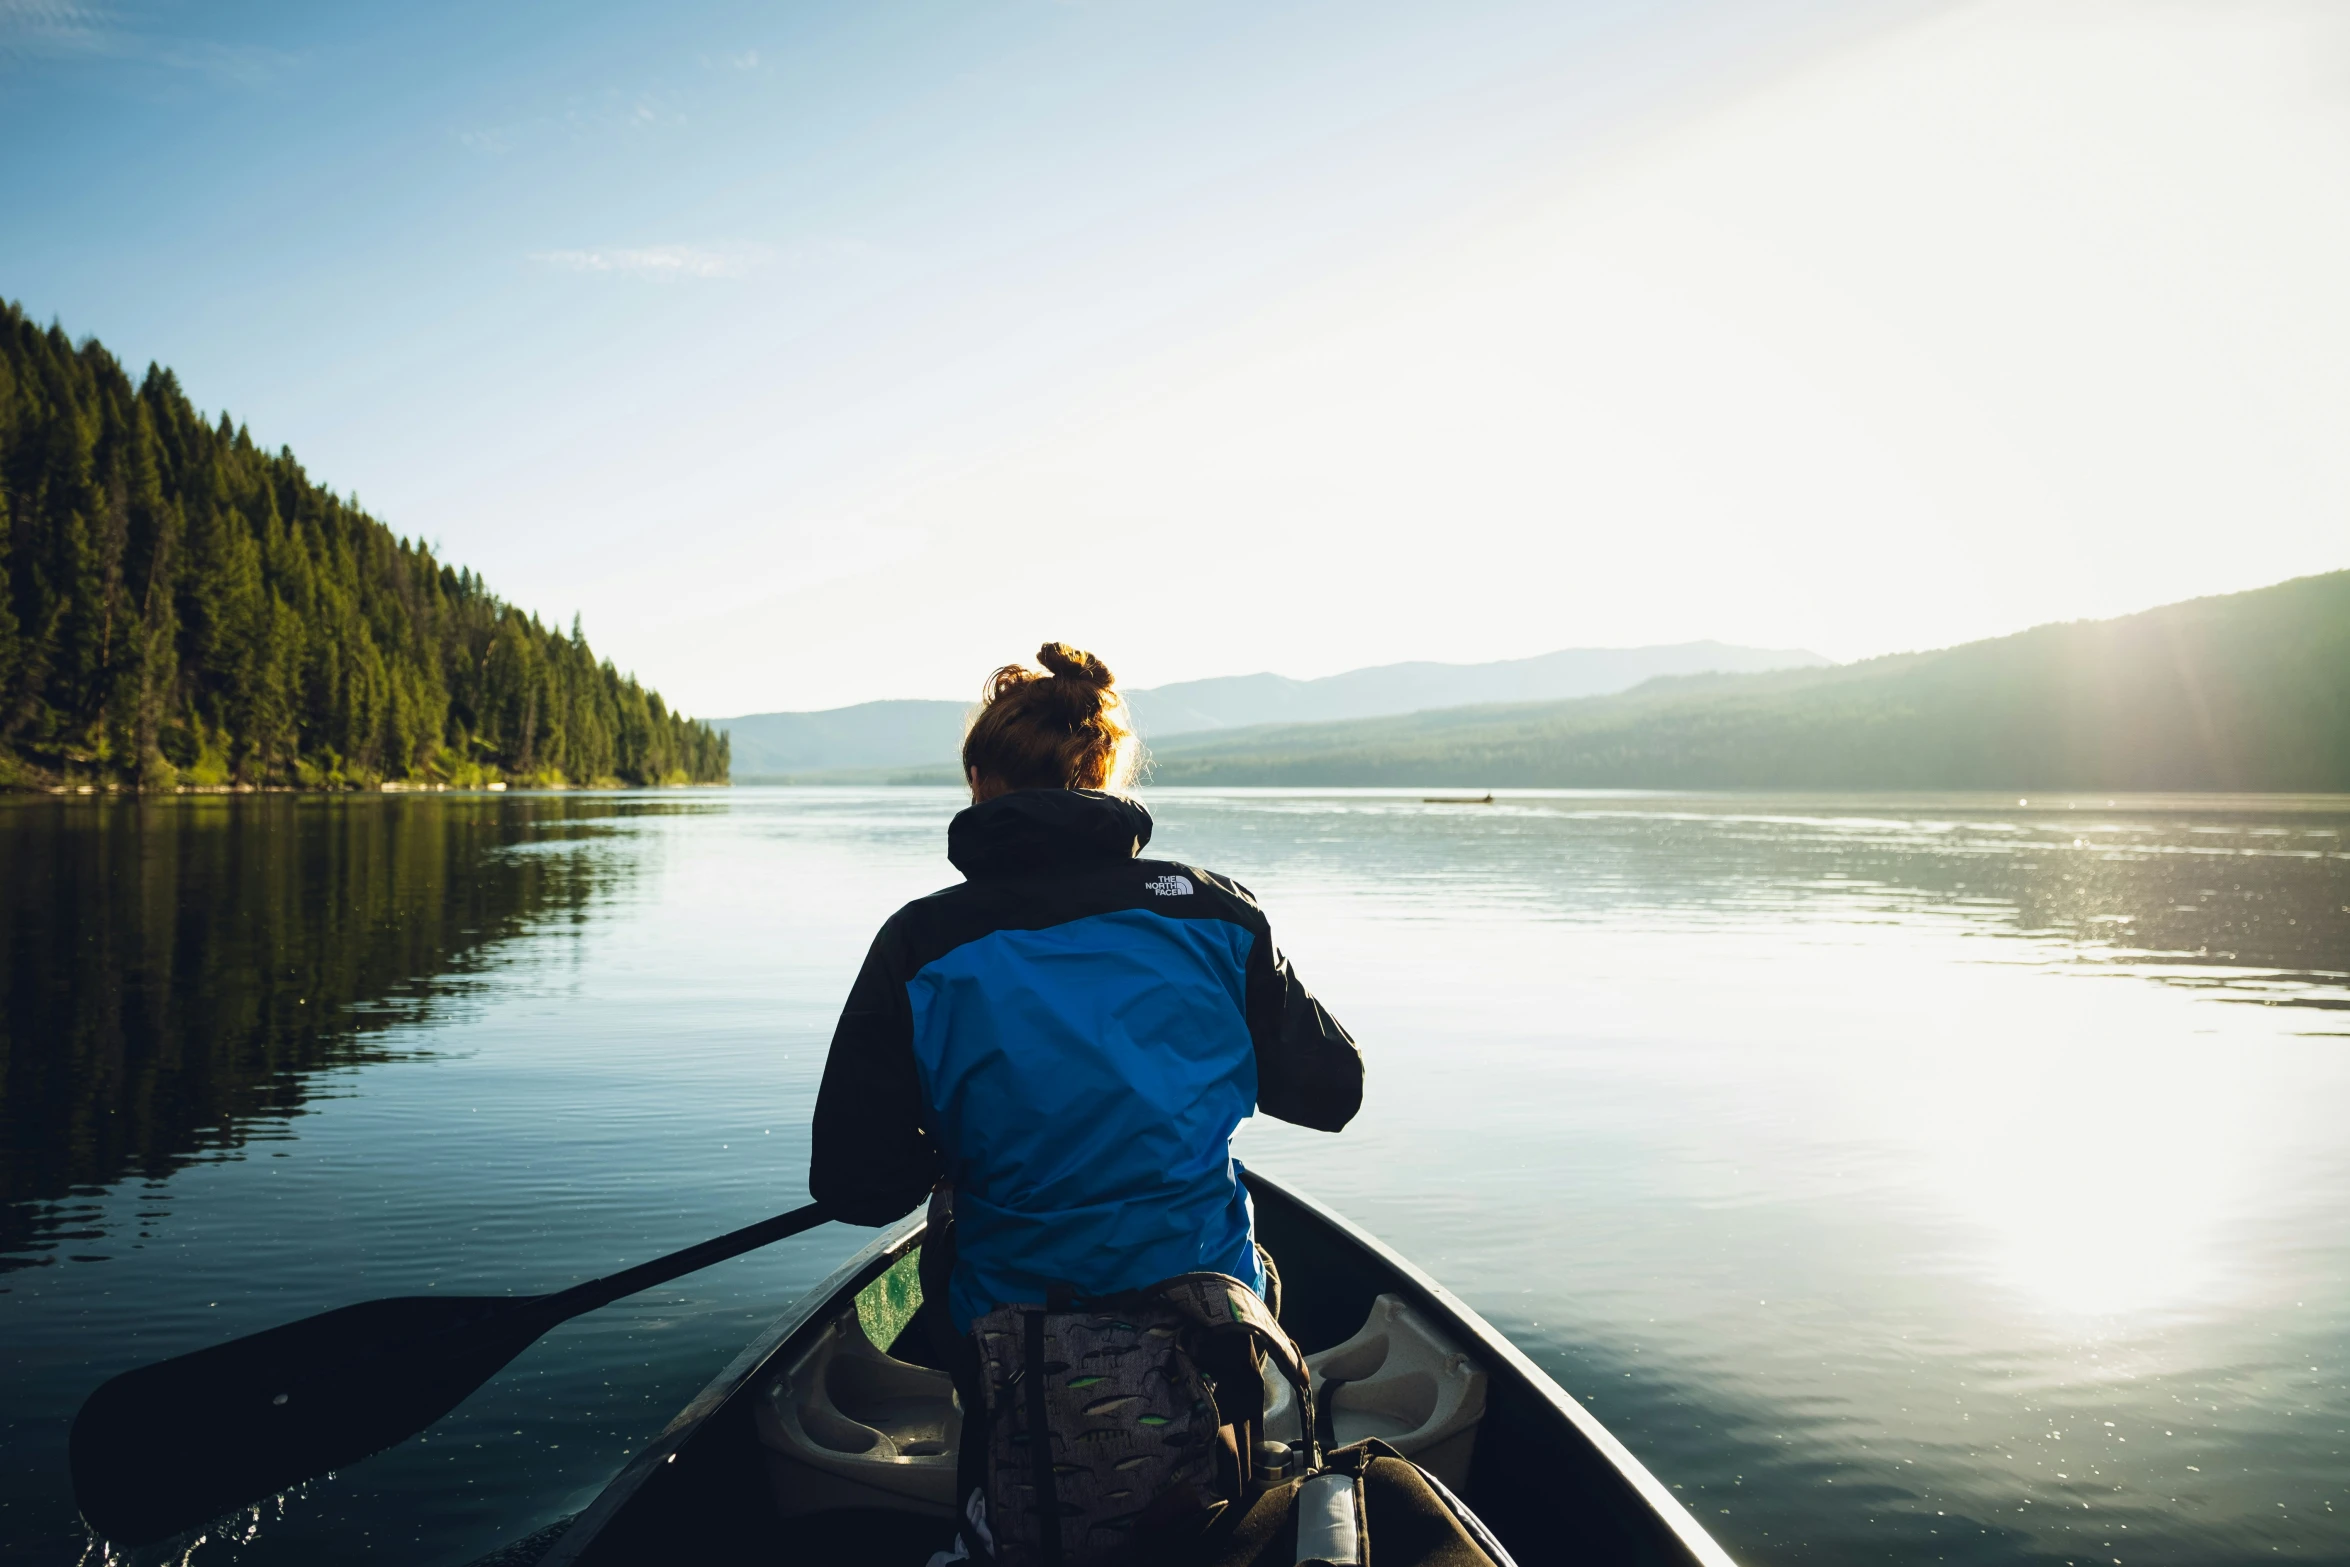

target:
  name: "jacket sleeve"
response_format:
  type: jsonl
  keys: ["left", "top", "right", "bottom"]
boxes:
{"left": 808, "top": 928, "right": 941, "bottom": 1225}
{"left": 1245, "top": 926, "right": 1364, "bottom": 1132}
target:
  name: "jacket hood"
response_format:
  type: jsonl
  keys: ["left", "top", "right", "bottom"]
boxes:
{"left": 947, "top": 789, "right": 1153, "bottom": 879}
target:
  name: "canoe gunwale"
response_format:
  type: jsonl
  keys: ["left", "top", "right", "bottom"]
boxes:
{"left": 1242, "top": 1170, "right": 1739, "bottom": 1567}
{"left": 540, "top": 1174, "right": 1739, "bottom": 1567}
{"left": 537, "top": 1212, "right": 926, "bottom": 1567}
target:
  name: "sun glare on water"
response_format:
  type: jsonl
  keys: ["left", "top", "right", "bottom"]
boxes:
{"left": 1856, "top": 981, "right": 2302, "bottom": 1322}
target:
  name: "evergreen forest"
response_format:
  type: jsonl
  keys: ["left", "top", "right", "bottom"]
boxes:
{"left": 0, "top": 302, "right": 728, "bottom": 790}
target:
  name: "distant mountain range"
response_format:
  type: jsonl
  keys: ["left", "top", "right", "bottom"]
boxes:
{"left": 714, "top": 641, "right": 1829, "bottom": 778}
{"left": 1144, "top": 571, "right": 2350, "bottom": 790}
{"left": 718, "top": 572, "right": 2350, "bottom": 791}
{"left": 1127, "top": 641, "right": 1830, "bottom": 734}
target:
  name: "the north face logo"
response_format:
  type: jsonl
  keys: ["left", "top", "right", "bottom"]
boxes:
{"left": 1146, "top": 873, "right": 1195, "bottom": 897}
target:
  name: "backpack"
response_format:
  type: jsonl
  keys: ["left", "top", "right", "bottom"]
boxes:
{"left": 968, "top": 1272, "right": 1319, "bottom": 1567}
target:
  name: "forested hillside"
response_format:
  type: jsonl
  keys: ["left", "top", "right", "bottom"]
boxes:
{"left": 0, "top": 303, "right": 726, "bottom": 789}
{"left": 1147, "top": 571, "right": 2350, "bottom": 790}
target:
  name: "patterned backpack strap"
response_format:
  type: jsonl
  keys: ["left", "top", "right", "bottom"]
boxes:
{"left": 1143, "top": 1272, "right": 1320, "bottom": 1468}
{"left": 1024, "top": 1307, "right": 1062, "bottom": 1567}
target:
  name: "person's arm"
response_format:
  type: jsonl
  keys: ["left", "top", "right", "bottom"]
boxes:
{"left": 808, "top": 929, "right": 940, "bottom": 1224}
{"left": 1245, "top": 926, "right": 1364, "bottom": 1132}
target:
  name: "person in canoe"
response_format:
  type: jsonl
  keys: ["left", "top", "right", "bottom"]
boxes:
{"left": 808, "top": 641, "right": 1364, "bottom": 1563}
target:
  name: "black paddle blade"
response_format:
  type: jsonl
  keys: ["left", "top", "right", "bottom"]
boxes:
{"left": 70, "top": 1294, "right": 551, "bottom": 1548}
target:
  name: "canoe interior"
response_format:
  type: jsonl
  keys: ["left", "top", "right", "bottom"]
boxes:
{"left": 540, "top": 1173, "right": 1733, "bottom": 1566}
{"left": 1248, "top": 1178, "right": 1719, "bottom": 1565}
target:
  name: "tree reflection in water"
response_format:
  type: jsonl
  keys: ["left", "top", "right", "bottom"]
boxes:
{"left": 0, "top": 793, "right": 693, "bottom": 1270}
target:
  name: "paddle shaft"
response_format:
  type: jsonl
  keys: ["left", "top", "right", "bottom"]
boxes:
{"left": 534, "top": 1199, "right": 832, "bottom": 1322}
{"left": 309, "top": 1198, "right": 840, "bottom": 1391}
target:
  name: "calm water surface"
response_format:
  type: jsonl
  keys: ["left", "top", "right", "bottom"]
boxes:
{"left": 2, "top": 788, "right": 2346, "bottom": 1565}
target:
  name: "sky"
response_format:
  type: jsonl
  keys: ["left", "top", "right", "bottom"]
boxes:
{"left": 5, "top": 0, "right": 2346, "bottom": 716}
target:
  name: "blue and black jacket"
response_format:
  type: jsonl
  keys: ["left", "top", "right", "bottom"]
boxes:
{"left": 809, "top": 788, "right": 1363, "bottom": 1330}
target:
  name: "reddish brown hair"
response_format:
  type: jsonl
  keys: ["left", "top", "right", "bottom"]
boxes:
{"left": 962, "top": 642, "right": 1139, "bottom": 796}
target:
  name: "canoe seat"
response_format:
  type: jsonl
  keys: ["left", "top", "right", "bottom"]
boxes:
{"left": 1263, "top": 1293, "right": 1487, "bottom": 1487}
{"left": 753, "top": 1309, "right": 960, "bottom": 1518}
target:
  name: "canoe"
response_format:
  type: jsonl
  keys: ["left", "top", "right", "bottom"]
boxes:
{"left": 518, "top": 1170, "right": 1737, "bottom": 1567}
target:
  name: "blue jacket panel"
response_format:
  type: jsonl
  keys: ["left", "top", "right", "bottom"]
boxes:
{"left": 908, "top": 909, "right": 1265, "bottom": 1327}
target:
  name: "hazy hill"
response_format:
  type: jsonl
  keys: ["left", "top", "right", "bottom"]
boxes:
{"left": 0, "top": 302, "right": 727, "bottom": 790}
{"left": 1126, "top": 641, "right": 1827, "bottom": 734}
{"left": 1143, "top": 572, "right": 2350, "bottom": 790}
{"left": 718, "top": 700, "right": 971, "bottom": 778}
{"left": 716, "top": 641, "right": 1826, "bottom": 777}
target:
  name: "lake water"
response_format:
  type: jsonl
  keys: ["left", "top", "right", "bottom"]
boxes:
{"left": 3, "top": 787, "right": 2346, "bottom": 1566}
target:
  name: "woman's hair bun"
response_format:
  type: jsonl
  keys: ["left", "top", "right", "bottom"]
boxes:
{"left": 964, "top": 641, "right": 1139, "bottom": 794}
{"left": 1036, "top": 642, "right": 1115, "bottom": 688}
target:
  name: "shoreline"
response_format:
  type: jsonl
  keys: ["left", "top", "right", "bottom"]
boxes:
{"left": 6, "top": 779, "right": 734, "bottom": 796}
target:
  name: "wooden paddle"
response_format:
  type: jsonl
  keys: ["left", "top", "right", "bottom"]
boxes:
{"left": 69, "top": 1200, "right": 833, "bottom": 1549}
